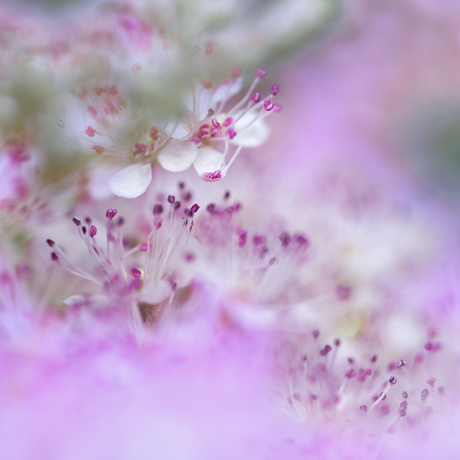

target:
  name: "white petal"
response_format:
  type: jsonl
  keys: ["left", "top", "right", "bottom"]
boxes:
{"left": 63, "top": 295, "right": 108, "bottom": 308}
{"left": 137, "top": 280, "right": 172, "bottom": 304}
{"left": 211, "top": 77, "right": 243, "bottom": 107}
{"left": 193, "top": 146, "right": 224, "bottom": 181}
{"left": 108, "top": 163, "right": 152, "bottom": 199}
{"left": 63, "top": 295, "right": 84, "bottom": 307}
{"left": 181, "top": 86, "right": 212, "bottom": 120}
{"left": 196, "top": 90, "right": 212, "bottom": 119}
{"left": 231, "top": 111, "right": 271, "bottom": 148}
{"left": 165, "top": 120, "right": 189, "bottom": 138}
{"left": 157, "top": 140, "right": 198, "bottom": 172}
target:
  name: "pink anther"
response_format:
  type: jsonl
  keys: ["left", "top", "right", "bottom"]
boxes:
{"left": 86, "top": 125, "right": 97, "bottom": 137}
{"left": 203, "top": 79, "right": 213, "bottom": 89}
{"left": 91, "top": 145, "right": 105, "bottom": 154}
{"left": 230, "top": 66, "right": 242, "bottom": 78}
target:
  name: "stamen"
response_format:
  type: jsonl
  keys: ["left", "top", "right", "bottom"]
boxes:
{"left": 153, "top": 204, "right": 164, "bottom": 215}
{"left": 346, "top": 369, "right": 356, "bottom": 379}
{"left": 230, "top": 66, "right": 242, "bottom": 78}
{"left": 106, "top": 209, "right": 117, "bottom": 220}
{"left": 264, "top": 97, "right": 275, "bottom": 112}
{"left": 223, "top": 146, "right": 243, "bottom": 174}
{"left": 238, "top": 230, "right": 247, "bottom": 247}
{"left": 227, "top": 128, "right": 237, "bottom": 140}
{"left": 424, "top": 341, "right": 442, "bottom": 351}
{"left": 370, "top": 377, "right": 397, "bottom": 411}
{"left": 320, "top": 344, "right": 332, "bottom": 356}
{"left": 203, "top": 79, "right": 213, "bottom": 89}
{"left": 92, "top": 145, "right": 105, "bottom": 154}
{"left": 336, "top": 284, "right": 351, "bottom": 300}
{"left": 131, "top": 268, "right": 142, "bottom": 278}
{"left": 279, "top": 232, "right": 291, "bottom": 247}
{"left": 251, "top": 92, "right": 261, "bottom": 103}
{"left": 85, "top": 125, "right": 97, "bottom": 137}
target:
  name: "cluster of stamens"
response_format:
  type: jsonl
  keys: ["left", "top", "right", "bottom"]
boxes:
{"left": 194, "top": 191, "right": 309, "bottom": 301}
{"left": 67, "top": 83, "right": 172, "bottom": 159}
{"left": 279, "top": 328, "right": 446, "bottom": 451}
{"left": 47, "top": 184, "right": 200, "bottom": 319}
{"left": 188, "top": 67, "right": 281, "bottom": 145}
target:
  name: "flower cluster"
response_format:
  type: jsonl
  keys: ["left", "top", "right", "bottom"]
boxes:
{"left": 83, "top": 64, "right": 281, "bottom": 198}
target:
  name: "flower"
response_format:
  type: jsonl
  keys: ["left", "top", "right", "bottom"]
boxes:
{"left": 103, "top": 66, "right": 280, "bottom": 197}
{"left": 157, "top": 67, "right": 278, "bottom": 180}
{"left": 47, "top": 187, "right": 201, "bottom": 329}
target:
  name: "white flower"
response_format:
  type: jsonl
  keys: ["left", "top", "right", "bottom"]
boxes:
{"left": 158, "top": 67, "right": 279, "bottom": 182}
{"left": 102, "top": 67, "right": 280, "bottom": 196}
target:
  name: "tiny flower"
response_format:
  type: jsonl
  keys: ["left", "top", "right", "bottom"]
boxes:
{"left": 192, "top": 192, "right": 310, "bottom": 300}
{"left": 48, "top": 182, "right": 201, "bottom": 327}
